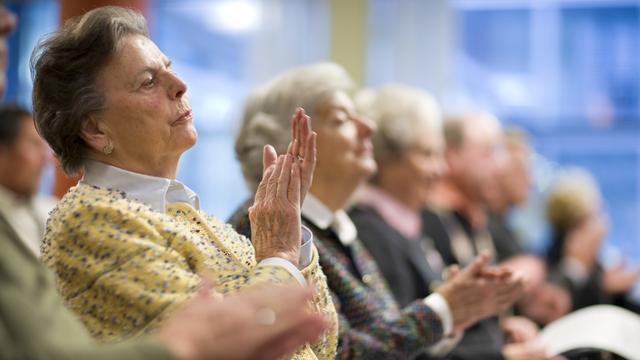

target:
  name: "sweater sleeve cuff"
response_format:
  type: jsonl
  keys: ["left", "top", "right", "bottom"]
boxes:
{"left": 258, "top": 257, "right": 306, "bottom": 286}
{"left": 424, "top": 292, "right": 453, "bottom": 335}
{"left": 298, "top": 225, "right": 313, "bottom": 268}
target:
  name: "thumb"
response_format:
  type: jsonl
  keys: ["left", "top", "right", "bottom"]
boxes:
{"left": 263, "top": 145, "right": 278, "bottom": 172}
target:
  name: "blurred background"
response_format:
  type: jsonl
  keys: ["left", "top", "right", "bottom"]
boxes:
{"left": 4, "top": 0, "right": 640, "bottom": 291}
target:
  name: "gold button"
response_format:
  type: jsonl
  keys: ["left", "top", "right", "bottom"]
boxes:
{"left": 362, "top": 274, "right": 373, "bottom": 284}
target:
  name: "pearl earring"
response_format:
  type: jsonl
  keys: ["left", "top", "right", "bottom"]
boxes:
{"left": 102, "top": 142, "right": 114, "bottom": 155}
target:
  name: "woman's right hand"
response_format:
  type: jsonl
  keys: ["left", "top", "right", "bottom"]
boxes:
{"left": 249, "top": 108, "right": 317, "bottom": 267}
{"left": 250, "top": 151, "right": 302, "bottom": 266}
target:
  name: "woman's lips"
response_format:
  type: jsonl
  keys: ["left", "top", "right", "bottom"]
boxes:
{"left": 172, "top": 109, "right": 192, "bottom": 126}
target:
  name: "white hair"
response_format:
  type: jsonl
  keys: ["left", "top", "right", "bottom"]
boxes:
{"left": 356, "top": 85, "right": 441, "bottom": 163}
{"left": 235, "top": 62, "right": 355, "bottom": 191}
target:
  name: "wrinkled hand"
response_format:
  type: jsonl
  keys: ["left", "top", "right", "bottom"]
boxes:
{"left": 602, "top": 262, "right": 640, "bottom": 294}
{"left": 262, "top": 108, "right": 317, "bottom": 207}
{"left": 250, "top": 152, "right": 302, "bottom": 266}
{"left": 502, "top": 342, "right": 552, "bottom": 360}
{"left": 437, "top": 252, "right": 525, "bottom": 332}
{"left": 158, "top": 277, "right": 329, "bottom": 360}
{"left": 518, "top": 282, "right": 571, "bottom": 325}
{"left": 501, "top": 316, "right": 539, "bottom": 344}
{"left": 563, "top": 214, "right": 607, "bottom": 271}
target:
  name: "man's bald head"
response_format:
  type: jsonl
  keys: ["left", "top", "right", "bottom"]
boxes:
{"left": 443, "top": 111, "right": 506, "bottom": 204}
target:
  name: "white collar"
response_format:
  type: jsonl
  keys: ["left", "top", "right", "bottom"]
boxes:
{"left": 81, "top": 160, "right": 199, "bottom": 213}
{"left": 302, "top": 193, "right": 357, "bottom": 246}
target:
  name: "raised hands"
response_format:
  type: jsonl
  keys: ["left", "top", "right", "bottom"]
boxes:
{"left": 436, "top": 252, "right": 525, "bottom": 332}
{"left": 249, "top": 108, "right": 317, "bottom": 267}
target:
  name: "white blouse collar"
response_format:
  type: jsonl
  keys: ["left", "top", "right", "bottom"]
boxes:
{"left": 302, "top": 193, "right": 357, "bottom": 246}
{"left": 81, "top": 160, "right": 199, "bottom": 213}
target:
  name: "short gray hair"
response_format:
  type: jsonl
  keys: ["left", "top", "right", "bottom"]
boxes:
{"left": 356, "top": 85, "right": 441, "bottom": 163}
{"left": 235, "top": 62, "right": 354, "bottom": 191}
{"left": 443, "top": 111, "right": 500, "bottom": 150}
{"left": 31, "top": 6, "right": 148, "bottom": 175}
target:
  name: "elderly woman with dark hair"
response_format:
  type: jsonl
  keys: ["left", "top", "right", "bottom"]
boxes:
{"left": 33, "top": 7, "right": 337, "bottom": 359}
{"left": 230, "top": 63, "right": 525, "bottom": 359}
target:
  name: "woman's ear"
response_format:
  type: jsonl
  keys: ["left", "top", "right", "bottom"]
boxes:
{"left": 79, "top": 116, "right": 109, "bottom": 153}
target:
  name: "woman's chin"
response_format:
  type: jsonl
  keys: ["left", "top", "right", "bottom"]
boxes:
{"left": 356, "top": 159, "right": 378, "bottom": 180}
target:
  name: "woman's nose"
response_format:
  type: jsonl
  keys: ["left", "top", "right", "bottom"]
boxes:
{"left": 167, "top": 71, "right": 187, "bottom": 100}
{"left": 355, "top": 114, "right": 376, "bottom": 137}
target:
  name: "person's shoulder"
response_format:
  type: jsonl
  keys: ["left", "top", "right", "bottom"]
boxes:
{"left": 348, "top": 205, "right": 391, "bottom": 234}
{"left": 49, "top": 183, "right": 152, "bottom": 224}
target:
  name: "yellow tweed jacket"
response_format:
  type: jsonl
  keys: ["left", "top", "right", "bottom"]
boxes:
{"left": 41, "top": 184, "right": 337, "bottom": 360}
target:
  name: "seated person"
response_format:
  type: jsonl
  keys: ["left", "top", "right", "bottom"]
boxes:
{"left": 0, "top": 105, "right": 57, "bottom": 256}
{"left": 484, "top": 127, "right": 571, "bottom": 326}
{"left": 1, "top": 222, "right": 329, "bottom": 360}
{"left": 352, "top": 86, "right": 549, "bottom": 359}
{"left": 546, "top": 168, "right": 640, "bottom": 312}
{"left": 33, "top": 6, "right": 336, "bottom": 359}
{"left": 0, "top": 5, "right": 327, "bottom": 360}
{"left": 230, "top": 63, "right": 524, "bottom": 359}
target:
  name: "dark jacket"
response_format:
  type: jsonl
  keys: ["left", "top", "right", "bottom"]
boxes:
{"left": 422, "top": 208, "right": 506, "bottom": 360}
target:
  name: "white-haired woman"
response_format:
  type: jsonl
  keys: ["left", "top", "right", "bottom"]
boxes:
{"left": 351, "top": 85, "right": 562, "bottom": 360}
{"left": 546, "top": 168, "right": 640, "bottom": 312}
{"left": 231, "top": 63, "right": 524, "bottom": 359}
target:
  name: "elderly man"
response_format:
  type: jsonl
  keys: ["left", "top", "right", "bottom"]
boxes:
{"left": 422, "top": 112, "right": 557, "bottom": 359}
{"left": 231, "top": 63, "right": 525, "bottom": 359}
{"left": 0, "top": 6, "right": 328, "bottom": 360}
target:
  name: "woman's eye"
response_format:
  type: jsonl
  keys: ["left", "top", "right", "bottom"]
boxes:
{"left": 141, "top": 78, "right": 155, "bottom": 88}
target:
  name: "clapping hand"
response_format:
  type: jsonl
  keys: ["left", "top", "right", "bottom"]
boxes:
{"left": 437, "top": 252, "right": 525, "bottom": 332}
{"left": 250, "top": 108, "right": 317, "bottom": 267}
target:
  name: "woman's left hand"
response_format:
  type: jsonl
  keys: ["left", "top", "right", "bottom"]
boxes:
{"left": 263, "top": 108, "right": 317, "bottom": 207}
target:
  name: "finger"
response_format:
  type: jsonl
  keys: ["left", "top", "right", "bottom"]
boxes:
{"left": 463, "top": 251, "right": 491, "bottom": 277}
{"left": 254, "top": 164, "right": 275, "bottom": 203}
{"left": 291, "top": 139, "right": 299, "bottom": 161}
{"left": 443, "top": 264, "right": 460, "bottom": 280}
{"left": 289, "top": 161, "right": 301, "bottom": 206}
{"left": 299, "top": 113, "right": 311, "bottom": 159}
{"left": 288, "top": 110, "right": 299, "bottom": 157}
{"left": 266, "top": 155, "right": 285, "bottom": 198}
{"left": 276, "top": 154, "right": 293, "bottom": 200}
{"left": 290, "top": 109, "right": 299, "bottom": 151}
{"left": 263, "top": 145, "right": 278, "bottom": 172}
{"left": 302, "top": 132, "right": 317, "bottom": 179}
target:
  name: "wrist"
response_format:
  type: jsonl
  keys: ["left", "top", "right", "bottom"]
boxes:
{"left": 257, "top": 251, "right": 299, "bottom": 267}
